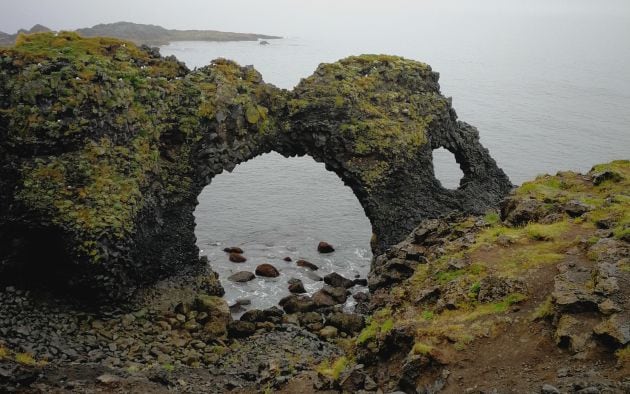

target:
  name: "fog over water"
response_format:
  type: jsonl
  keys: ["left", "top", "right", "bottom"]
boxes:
{"left": 3, "top": 0, "right": 628, "bottom": 312}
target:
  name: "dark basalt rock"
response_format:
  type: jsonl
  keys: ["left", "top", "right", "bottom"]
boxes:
{"left": 227, "top": 320, "right": 256, "bottom": 338}
{"left": 324, "top": 272, "right": 354, "bottom": 288}
{"left": 317, "top": 241, "right": 335, "bottom": 254}
{"left": 0, "top": 33, "right": 511, "bottom": 302}
{"left": 296, "top": 260, "right": 319, "bottom": 271}
{"left": 229, "top": 253, "right": 247, "bottom": 263}
{"left": 288, "top": 278, "right": 306, "bottom": 294}
{"left": 255, "top": 264, "right": 280, "bottom": 278}
{"left": 227, "top": 271, "right": 255, "bottom": 282}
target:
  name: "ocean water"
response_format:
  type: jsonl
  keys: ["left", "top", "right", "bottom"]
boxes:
{"left": 160, "top": 0, "right": 630, "bottom": 312}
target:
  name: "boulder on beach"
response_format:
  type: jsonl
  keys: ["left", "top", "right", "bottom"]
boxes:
{"left": 324, "top": 272, "right": 354, "bottom": 288}
{"left": 297, "top": 260, "right": 319, "bottom": 271}
{"left": 227, "top": 271, "right": 255, "bottom": 282}
{"left": 279, "top": 294, "right": 315, "bottom": 313}
{"left": 318, "top": 241, "right": 335, "bottom": 253}
{"left": 224, "top": 246, "right": 244, "bottom": 254}
{"left": 305, "top": 271, "right": 324, "bottom": 282}
{"left": 229, "top": 253, "right": 247, "bottom": 263}
{"left": 288, "top": 278, "right": 306, "bottom": 294}
{"left": 312, "top": 290, "right": 336, "bottom": 308}
{"left": 283, "top": 256, "right": 292, "bottom": 262}
{"left": 194, "top": 294, "right": 232, "bottom": 325}
{"left": 255, "top": 264, "right": 280, "bottom": 278}
{"left": 228, "top": 320, "right": 256, "bottom": 338}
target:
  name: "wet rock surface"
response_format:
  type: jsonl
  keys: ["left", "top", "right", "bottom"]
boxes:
{"left": 317, "top": 241, "right": 335, "bottom": 254}
{"left": 255, "top": 263, "right": 280, "bottom": 278}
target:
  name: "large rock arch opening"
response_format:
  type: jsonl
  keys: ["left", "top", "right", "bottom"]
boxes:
{"left": 0, "top": 34, "right": 511, "bottom": 301}
{"left": 193, "top": 151, "right": 373, "bottom": 312}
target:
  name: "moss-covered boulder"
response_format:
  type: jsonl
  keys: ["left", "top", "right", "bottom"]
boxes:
{"left": 0, "top": 33, "right": 511, "bottom": 301}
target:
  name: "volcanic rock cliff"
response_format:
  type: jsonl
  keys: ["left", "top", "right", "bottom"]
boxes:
{"left": 0, "top": 32, "right": 628, "bottom": 394}
{"left": 0, "top": 32, "right": 511, "bottom": 302}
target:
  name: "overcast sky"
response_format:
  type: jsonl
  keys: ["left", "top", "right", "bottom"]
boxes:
{"left": 1, "top": 0, "right": 628, "bottom": 38}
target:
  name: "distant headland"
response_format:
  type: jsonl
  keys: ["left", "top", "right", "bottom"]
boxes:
{"left": 0, "top": 21, "right": 281, "bottom": 46}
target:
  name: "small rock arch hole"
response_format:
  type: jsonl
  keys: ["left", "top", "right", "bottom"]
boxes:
{"left": 432, "top": 147, "right": 465, "bottom": 190}
{"left": 193, "top": 152, "right": 373, "bottom": 314}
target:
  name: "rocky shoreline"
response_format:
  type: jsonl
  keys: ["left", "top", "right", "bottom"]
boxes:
{"left": 1, "top": 161, "right": 629, "bottom": 393}
{"left": 0, "top": 33, "right": 628, "bottom": 393}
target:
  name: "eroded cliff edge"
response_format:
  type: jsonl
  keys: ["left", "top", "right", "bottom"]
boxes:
{"left": 0, "top": 32, "right": 511, "bottom": 301}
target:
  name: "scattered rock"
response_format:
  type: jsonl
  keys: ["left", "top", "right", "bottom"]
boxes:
{"left": 255, "top": 264, "right": 280, "bottom": 278}
{"left": 224, "top": 247, "right": 244, "bottom": 254}
{"left": 96, "top": 374, "right": 121, "bottom": 384}
{"left": 324, "top": 272, "right": 354, "bottom": 288}
{"left": 296, "top": 260, "right": 319, "bottom": 271}
{"left": 228, "top": 271, "right": 255, "bottom": 282}
{"left": 598, "top": 299, "right": 621, "bottom": 315}
{"left": 235, "top": 298, "right": 251, "bottom": 306}
{"left": 305, "top": 271, "right": 323, "bottom": 282}
{"left": 593, "top": 313, "right": 630, "bottom": 346}
{"left": 326, "top": 312, "right": 365, "bottom": 333}
{"left": 240, "top": 309, "right": 266, "bottom": 323}
{"left": 227, "top": 321, "right": 256, "bottom": 338}
{"left": 263, "top": 306, "right": 284, "bottom": 323}
{"left": 477, "top": 276, "right": 526, "bottom": 303}
{"left": 229, "top": 253, "right": 247, "bottom": 263}
{"left": 319, "top": 325, "right": 338, "bottom": 339}
{"left": 563, "top": 200, "right": 591, "bottom": 217}
{"left": 279, "top": 294, "right": 315, "bottom": 313}
{"left": 541, "top": 383, "right": 561, "bottom": 394}
{"left": 353, "top": 292, "right": 370, "bottom": 302}
{"left": 317, "top": 241, "right": 335, "bottom": 253}
{"left": 501, "top": 197, "right": 552, "bottom": 226}
{"left": 339, "top": 365, "right": 367, "bottom": 392}
{"left": 288, "top": 278, "right": 306, "bottom": 294}
{"left": 312, "top": 291, "right": 336, "bottom": 308}
{"left": 307, "top": 286, "right": 349, "bottom": 309}
{"left": 555, "top": 314, "right": 592, "bottom": 353}
{"left": 591, "top": 170, "right": 622, "bottom": 185}
{"left": 194, "top": 295, "right": 231, "bottom": 326}
{"left": 283, "top": 256, "right": 292, "bottom": 262}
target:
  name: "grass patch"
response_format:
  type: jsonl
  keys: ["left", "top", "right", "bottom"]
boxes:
{"left": 491, "top": 242, "right": 566, "bottom": 276}
{"left": 469, "top": 282, "right": 481, "bottom": 298}
{"left": 484, "top": 211, "right": 501, "bottom": 225}
{"left": 421, "top": 310, "right": 435, "bottom": 321}
{"left": 356, "top": 307, "right": 394, "bottom": 345}
{"left": 0, "top": 345, "right": 8, "bottom": 359}
{"left": 15, "top": 352, "right": 37, "bottom": 365}
{"left": 524, "top": 221, "right": 570, "bottom": 241}
{"left": 453, "top": 334, "right": 475, "bottom": 350}
{"left": 412, "top": 342, "right": 433, "bottom": 355}
{"left": 435, "top": 269, "right": 466, "bottom": 284}
{"left": 357, "top": 318, "right": 394, "bottom": 344}
{"left": 381, "top": 318, "right": 394, "bottom": 333}
{"left": 317, "top": 356, "right": 349, "bottom": 380}
{"left": 616, "top": 346, "right": 630, "bottom": 364}
{"left": 531, "top": 295, "right": 554, "bottom": 320}
{"left": 489, "top": 293, "right": 527, "bottom": 313}
{"left": 441, "top": 293, "right": 527, "bottom": 322}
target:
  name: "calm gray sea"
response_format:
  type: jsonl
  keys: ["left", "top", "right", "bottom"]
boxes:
{"left": 160, "top": 0, "right": 630, "bottom": 312}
